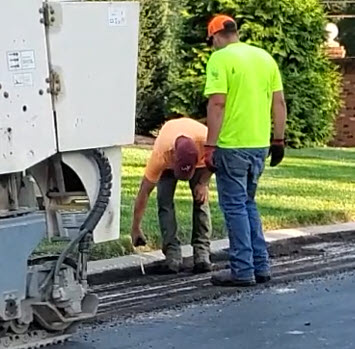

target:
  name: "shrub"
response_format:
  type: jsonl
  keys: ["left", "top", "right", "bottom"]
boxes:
{"left": 134, "top": 0, "right": 171, "bottom": 134}
{"left": 171, "top": 0, "right": 342, "bottom": 147}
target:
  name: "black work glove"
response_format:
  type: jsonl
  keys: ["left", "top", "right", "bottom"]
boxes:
{"left": 269, "top": 139, "right": 285, "bottom": 167}
{"left": 204, "top": 145, "right": 217, "bottom": 173}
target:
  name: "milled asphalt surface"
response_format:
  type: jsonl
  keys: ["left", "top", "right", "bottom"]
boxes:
{"left": 88, "top": 223, "right": 355, "bottom": 279}
{"left": 59, "top": 271, "right": 355, "bottom": 349}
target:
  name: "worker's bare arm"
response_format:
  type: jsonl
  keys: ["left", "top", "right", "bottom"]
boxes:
{"left": 131, "top": 176, "right": 156, "bottom": 246}
{"left": 272, "top": 90, "right": 287, "bottom": 140}
{"left": 206, "top": 94, "right": 226, "bottom": 146}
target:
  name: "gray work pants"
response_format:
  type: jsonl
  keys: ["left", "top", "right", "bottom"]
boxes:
{"left": 157, "top": 168, "right": 212, "bottom": 264}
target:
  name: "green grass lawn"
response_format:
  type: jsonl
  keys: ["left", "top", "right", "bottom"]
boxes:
{"left": 36, "top": 147, "right": 355, "bottom": 260}
{"left": 118, "top": 147, "right": 355, "bottom": 249}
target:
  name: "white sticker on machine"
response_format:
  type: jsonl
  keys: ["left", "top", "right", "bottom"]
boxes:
{"left": 21, "top": 50, "right": 36, "bottom": 70}
{"left": 7, "top": 50, "right": 36, "bottom": 71}
{"left": 13, "top": 73, "right": 33, "bottom": 87}
{"left": 108, "top": 6, "right": 127, "bottom": 27}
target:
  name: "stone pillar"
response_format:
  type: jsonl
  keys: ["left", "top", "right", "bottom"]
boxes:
{"left": 325, "top": 23, "right": 346, "bottom": 58}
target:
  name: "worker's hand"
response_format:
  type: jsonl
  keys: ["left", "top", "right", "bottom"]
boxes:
{"left": 194, "top": 183, "right": 209, "bottom": 204}
{"left": 269, "top": 139, "right": 285, "bottom": 167}
{"left": 131, "top": 227, "right": 147, "bottom": 247}
{"left": 204, "top": 145, "right": 217, "bottom": 173}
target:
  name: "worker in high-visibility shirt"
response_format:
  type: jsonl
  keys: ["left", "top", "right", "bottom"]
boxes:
{"left": 203, "top": 15, "right": 287, "bottom": 286}
{"left": 131, "top": 118, "right": 212, "bottom": 274}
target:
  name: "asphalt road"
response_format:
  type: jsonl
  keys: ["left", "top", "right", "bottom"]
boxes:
{"left": 60, "top": 271, "right": 355, "bottom": 349}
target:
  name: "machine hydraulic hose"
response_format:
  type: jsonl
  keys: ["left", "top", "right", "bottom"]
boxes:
{"left": 52, "top": 149, "right": 113, "bottom": 287}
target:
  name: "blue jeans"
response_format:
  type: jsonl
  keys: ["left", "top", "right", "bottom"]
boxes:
{"left": 214, "top": 147, "right": 270, "bottom": 280}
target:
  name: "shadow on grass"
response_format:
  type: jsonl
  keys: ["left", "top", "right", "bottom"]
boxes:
{"left": 258, "top": 203, "right": 353, "bottom": 228}
{"left": 122, "top": 162, "right": 147, "bottom": 170}
{"left": 286, "top": 148, "right": 355, "bottom": 162}
{"left": 258, "top": 182, "right": 353, "bottom": 200}
{"left": 265, "top": 163, "right": 355, "bottom": 184}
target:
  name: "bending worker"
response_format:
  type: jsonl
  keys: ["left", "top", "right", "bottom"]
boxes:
{"left": 204, "top": 15, "right": 287, "bottom": 286}
{"left": 131, "top": 118, "right": 212, "bottom": 274}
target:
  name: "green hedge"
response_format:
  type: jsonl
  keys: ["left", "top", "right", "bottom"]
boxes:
{"left": 134, "top": 0, "right": 171, "bottom": 134}
{"left": 170, "top": 0, "right": 342, "bottom": 147}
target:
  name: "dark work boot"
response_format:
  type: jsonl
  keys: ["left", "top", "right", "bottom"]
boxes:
{"left": 193, "top": 261, "right": 212, "bottom": 274}
{"left": 255, "top": 275, "right": 271, "bottom": 283}
{"left": 160, "top": 248, "right": 183, "bottom": 274}
{"left": 166, "top": 259, "right": 182, "bottom": 273}
{"left": 255, "top": 272, "right": 272, "bottom": 284}
{"left": 193, "top": 252, "right": 212, "bottom": 274}
{"left": 156, "top": 259, "right": 182, "bottom": 274}
{"left": 211, "top": 270, "right": 256, "bottom": 287}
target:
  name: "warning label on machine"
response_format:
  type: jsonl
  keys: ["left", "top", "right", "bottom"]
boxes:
{"left": 13, "top": 73, "right": 33, "bottom": 87}
{"left": 7, "top": 50, "right": 36, "bottom": 71}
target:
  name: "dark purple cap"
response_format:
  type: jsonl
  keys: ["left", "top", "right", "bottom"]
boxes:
{"left": 174, "top": 136, "right": 199, "bottom": 180}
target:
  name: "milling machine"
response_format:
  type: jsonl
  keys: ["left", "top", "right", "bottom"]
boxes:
{"left": 0, "top": 1, "right": 139, "bottom": 347}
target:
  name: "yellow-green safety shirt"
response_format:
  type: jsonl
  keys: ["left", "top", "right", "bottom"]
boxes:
{"left": 204, "top": 42, "right": 283, "bottom": 148}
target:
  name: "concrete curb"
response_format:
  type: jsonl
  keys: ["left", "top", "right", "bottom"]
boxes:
{"left": 88, "top": 222, "right": 355, "bottom": 281}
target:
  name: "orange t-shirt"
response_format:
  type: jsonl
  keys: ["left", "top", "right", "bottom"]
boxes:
{"left": 144, "top": 118, "right": 207, "bottom": 183}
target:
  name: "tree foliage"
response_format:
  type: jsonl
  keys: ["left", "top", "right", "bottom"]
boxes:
{"left": 133, "top": 0, "right": 171, "bottom": 134}
{"left": 170, "top": 0, "right": 342, "bottom": 147}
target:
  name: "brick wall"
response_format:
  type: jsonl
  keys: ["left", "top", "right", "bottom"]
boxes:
{"left": 330, "top": 58, "right": 355, "bottom": 147}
